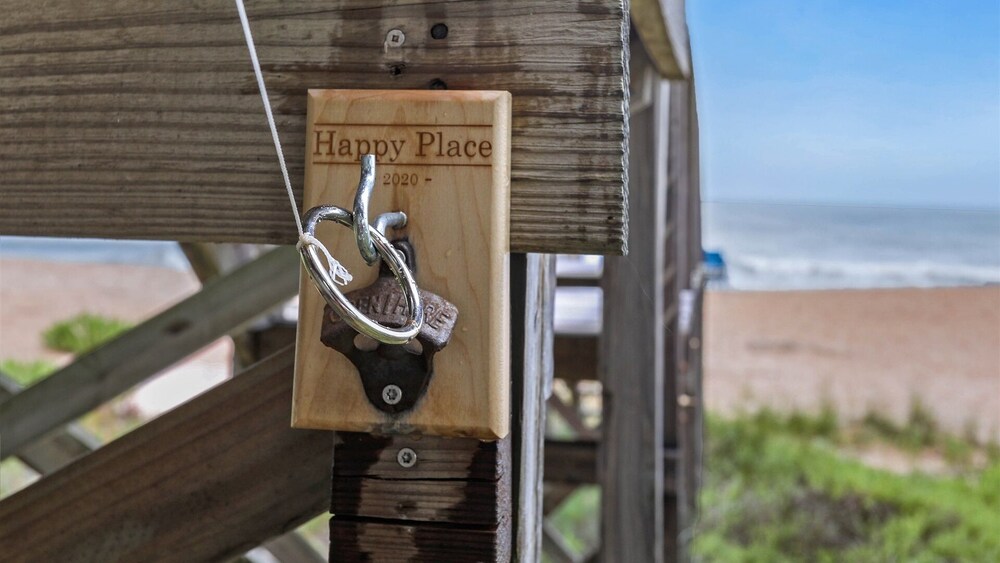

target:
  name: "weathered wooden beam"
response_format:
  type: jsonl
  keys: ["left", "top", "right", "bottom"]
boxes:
{"left": 0, "top": 245, "right": 299, "bottom": 459}
{"left": 545, "top": 440, "right": 598, "bottom": 485}
{"left": 329, "top": 434, "right": 512, "bottom": 561}
{"left": 666, "top": 76, "right": 702, "bottom": 563}
{"left": 548, "top": 394, "right": 599, "bottom": 440}
{"left": 630, "top": 0, "right": 691, "bottom": 78}
{"left": 0, "top": 347, "right": 332, "bottom": 561}
{"left": 554, "top": 335, "right": 599, "bottom": 385}
{"left": 263, "top": 534, "right": 327, "bottom": 563}
{"left": 545, "top": 439, "right": 678, "bottom": 495}
{"left": 326, "top": 254, "right": 552, "bottom": 561}
{"left": 0, "top": 372, "right": 98, "bottom": 474}
{"left": 543, "top": 520, "right": 583, "bottom": 563}
{"left": 512, "top": 253, "right": 556, "bottom": 561}
{"left": 598, "top": 40, "right": 668, "bottom": 562}
{"left": 177, "top": 242, "right": 324, "bottom": 563}
{"left": 0, "top": 0, "right": 629, "bottom": 255}
{"left": 178, "top": 241, "right": 269, "bottom": 369}
{"left": 2, "top": 370, "right": 323, "bottom": 563}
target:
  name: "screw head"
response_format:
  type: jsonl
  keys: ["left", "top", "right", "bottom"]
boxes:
{"left": 397, "top": 447, "right": 417, "bottom": 468}
{"left": 382, "top": 384, "right": 402, "bottom": 405}
{"left": 385, "top": 29, "right": 405, "bottom": 47}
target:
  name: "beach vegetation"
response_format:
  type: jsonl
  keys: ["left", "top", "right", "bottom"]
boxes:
{"left": 0, "top": 359, "right": 57, "bottom": 387}
{"left": 42, "top": 313, "right": 132, "bottom": 354}
{"left": 694, "top": 409, "right": 1000, "bottom": 562}
{"left": 540, "top": 408, "right": 999, "bottom": 562}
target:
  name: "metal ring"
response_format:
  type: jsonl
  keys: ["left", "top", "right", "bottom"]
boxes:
{"left": 299, "top": 205, "right": 423, "bottom": 344}
{"left": 353, "top": 155, "right": 379, "bottom": 266}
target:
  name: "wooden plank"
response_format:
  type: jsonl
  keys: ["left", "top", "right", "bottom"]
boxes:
{"left": 545, "top": 440, "right": 598, "bottom": 485}
{"left": 511, "top": 253, "right": 556, "bottom": 562}
{"left": 327, "top": 254, "right": 551, "bottom": 561}
{"left": 329, "top": 521, "right": 508, "bottom": 563}
{"left": 263, "top": 534, "right": 327, "bottom": 563}
{"left": 667, "top": 76, "right": 702, "bottom": 563}
{"left": 175, "top": 243, "right": 324, "bottom": 563}
{"left": 543, "top": 520, "right": 583, "bottom": 563}
{"left": 548, "top": 394, "right": 599, "bottom": 440}
{"left": 2, "top": 371, "right": 323, "bottom": 563}
{"left": 0, "top": 347, "right": 333, "bottom": 562}
{"left": 598, "top": 40, "right": 668, "bottom": 563}
{"left": 0, "top": 372, "right": 98, "bottom": 474}
{"left": 293, "top": 90, "right": 511, "bottom": 440}
{"left": 330, "top": 434, "right": 509, "bottom": 527}
{"left": 179, "top": 242, "right": 264, "bottom": 370}
{"left": 0, "top": 245, "right": 299, "bottom": 459}
{"left": 0, "top": 0, "right": 629, "bottom": 255}
{"left": 543, "top": 483, "right": 578, "bottom": 515}
{"left": 630, "top": 0, "right": 691, "bottom": 78}
{"left": 554, "top": 335, "right": 599, "bottom": 385}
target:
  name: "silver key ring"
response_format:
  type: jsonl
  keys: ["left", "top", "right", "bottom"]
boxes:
{"left": 299, "top": 205, "right": 423, "bottom": 345}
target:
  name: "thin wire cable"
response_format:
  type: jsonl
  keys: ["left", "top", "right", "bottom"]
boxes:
{"left": 234, "top": 0, "right": 303, "bottom": 237}
{"left": 234, "top": 0, "right": 352, "bottom": 285}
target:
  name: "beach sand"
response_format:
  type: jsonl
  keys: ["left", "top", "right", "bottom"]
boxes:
{"left": 2, "top": 258, "right": 997, "bottom": 441}
{"left": 704, "top": 287, "right": 1000, "bottom": 442}
{"left": 0, "top": 259, "right": 233, "bottom": 416}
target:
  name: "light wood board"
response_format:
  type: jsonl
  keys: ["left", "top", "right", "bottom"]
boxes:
{"left": 292, "top": 90, "right": 510, "bottom": 440}
{"left": 0, "top": 0, "right": 628, "bottom": 255}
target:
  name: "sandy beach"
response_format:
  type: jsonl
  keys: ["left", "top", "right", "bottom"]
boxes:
{"left": 704, "top": 287, "right": 1000, "bottom": 442}
{"left": 1, "top": 258, "right": 997, "bottom": 441}
{"left": 0, "top": 259, "right": 232, "bottom": 416}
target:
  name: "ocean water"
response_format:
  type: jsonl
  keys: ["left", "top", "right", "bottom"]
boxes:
{"left": 704, "top": 202, "right": 1000, "bottom": 290}
{"left": 1, "top": 202, "right": 998, "bottom": 291}
{"left": 0, "top": 237, "right": 190, "bottom": 271}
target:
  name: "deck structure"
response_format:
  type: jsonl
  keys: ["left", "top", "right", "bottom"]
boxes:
{"left": 0, "top": 1, "right": 702, "bottom": 561}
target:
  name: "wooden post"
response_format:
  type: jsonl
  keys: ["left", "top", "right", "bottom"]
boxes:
{"left": 598, "top": 38, "right": 670, "bottom": 563}
{"left": 667, "top": 77, "right": 704, "bottom": 561}
{"left": 328, "top": 254, "right": 553, "bottom": 561}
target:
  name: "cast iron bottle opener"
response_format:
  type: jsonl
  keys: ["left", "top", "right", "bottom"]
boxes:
{"left": 319, "top": 241, "right": 458, "bottom": 414}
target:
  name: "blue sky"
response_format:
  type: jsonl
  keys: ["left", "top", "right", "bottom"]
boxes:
{"left": 687, "top": 0, "right": 1000, "bottom": 209}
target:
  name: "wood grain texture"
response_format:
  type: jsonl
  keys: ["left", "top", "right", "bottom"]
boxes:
{"left": 0, "top": 245, "right": 299, "bottom": 460}
{"left": 330, "top": 434, "right": 509, "bottom": 527}
{"left": 511, "top": 253, "right": 556, "bottom": 562}
{"left": 667, "top": 76, "right": 703, "bottom": 563}
{"left": 631, "top": 0, "right": 691, "bottom": 78}
{"left": 293, "top": 90, "right": 510, "bottom": 440}
{"left": 0, "top": 0, "right": 629, "bottom": 255}
{"left": 598, "top": 41, "right": 668, "bottom": 563}
{"left": 0, "top": 372, "right": 98, "bottom": 475}
{"left": 0, "top": 347, "right": 333, "bottom": 563}
{"left": 329, "top": 520, "right": 509, "bottom": 563}
{"left": 554, "top": 335, "right": 599, "bottom": 385}
{"left": 0, "top": 369, "right": 325, "bottom": 563}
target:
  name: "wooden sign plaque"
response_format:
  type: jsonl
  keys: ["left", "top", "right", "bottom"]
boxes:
{"left": 292, "top": 90, "right": 511, "bottom": 440}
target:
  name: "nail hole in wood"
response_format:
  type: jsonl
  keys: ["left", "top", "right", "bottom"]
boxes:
{"left": 430, "top": 23, "right": 448, "bottom": 39}
{"left": 165, "top": 319, "right": 190, "bottom": 334}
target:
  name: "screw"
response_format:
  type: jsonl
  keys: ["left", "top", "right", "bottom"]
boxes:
{"left": 382, "top": 384, "right": 402, "bottom": 405}
{"left": 385, "top": 29, "right": 405, "bottom": 47}
{"left": 397, "top": 447, "right": 417, "bottom": 468}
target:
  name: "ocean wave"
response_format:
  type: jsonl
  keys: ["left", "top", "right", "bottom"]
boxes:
{"left": 726, "top": 254, "right": 1000, "bottom": 289}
